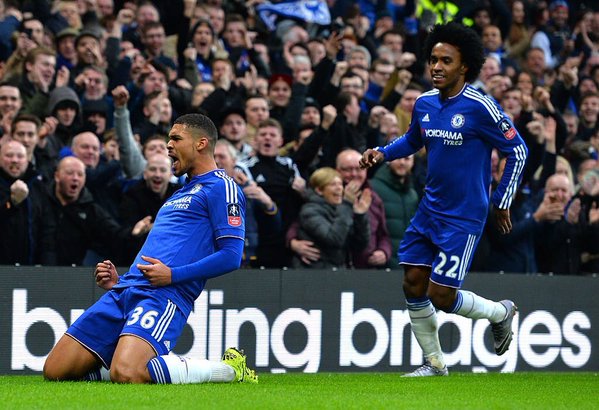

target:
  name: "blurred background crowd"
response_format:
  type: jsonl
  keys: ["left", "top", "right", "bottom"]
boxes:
{"left": 0, "top": 0, "right": 597, "bottom": 274}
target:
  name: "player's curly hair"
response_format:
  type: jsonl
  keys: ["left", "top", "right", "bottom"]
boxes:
{"left": 423, "top": 22, "right": 485, "bottom": 84}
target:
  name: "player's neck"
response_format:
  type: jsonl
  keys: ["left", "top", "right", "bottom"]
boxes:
{"left": 187, "top": 158, "right": 218, "bottom": 178}
{"left": 439, "top": 82, "right": 466, "bottom": 100}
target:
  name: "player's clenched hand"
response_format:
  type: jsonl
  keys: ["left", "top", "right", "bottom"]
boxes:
{"left": 359, "top": 149, "right": 384, "bottom": 169}
{"left": 494, "top": 208, "right": 512, "bottom": 234}
{"left": 95, "top": 260, "right": 119, "bottom": 290}
{"left": 137, "top": 255, "right": 172, "bottom": 286}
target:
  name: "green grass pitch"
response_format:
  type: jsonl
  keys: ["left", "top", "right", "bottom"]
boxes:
{"left": 1, "top": 373, "right": 597, "bottom": 409}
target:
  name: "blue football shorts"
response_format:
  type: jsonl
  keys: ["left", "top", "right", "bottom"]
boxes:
{"left": 66, "top": 286, "right": 187, "bottom": 368}
{"left": 398, "top": 210, "right": 482, "bottom": 288}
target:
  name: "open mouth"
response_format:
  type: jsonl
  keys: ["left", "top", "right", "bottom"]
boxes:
{"left": 150, "top": 178, "right": 163, "bottom": 189}
{"left": 168, "top": 153, "right": 179, "bottom": 169}
{"left": 68, "top": 183, "right": 80, "bottom": 194}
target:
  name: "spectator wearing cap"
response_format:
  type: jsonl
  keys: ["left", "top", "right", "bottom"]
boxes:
{"left": 45, "top": 86, "right": 82, "bottom": 159}
{"left": 71, "top": 29, "right": 105, "bottom": 79}
{"left": 82, "top": 98, "right": 110, "bottom": 137}
{"left": 55, "top": 27, "right": 78, "bottom": 71}
{"left": 219, "top": 105, "right": 253, "bottom": 162}
{"left": 531, "top": 0, "right": 573, "bottom": 69}
{"left": 301, "top": 97, "right": 322, "bottom": 129}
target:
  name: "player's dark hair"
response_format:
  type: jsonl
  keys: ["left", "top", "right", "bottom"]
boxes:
{"left": 423, "top": 22, "right": 485, "bottom": 83}
{"left": 174, "top": 113, "right": 218, "bottom": 149}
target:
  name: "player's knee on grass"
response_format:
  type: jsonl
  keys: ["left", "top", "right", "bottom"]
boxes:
{"left": 42, "top": 358, "right": 81, "bottom": 381}
{"left": 110, "top": 360, "right": 152, "bottom": 384}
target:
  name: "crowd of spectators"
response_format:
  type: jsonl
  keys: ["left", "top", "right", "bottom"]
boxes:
{"left": 0, "top": 0, "right": 597, "bottom": 275}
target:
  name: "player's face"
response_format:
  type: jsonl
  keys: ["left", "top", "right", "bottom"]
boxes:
{"left": 167, "top": 124, "right": 201, "bottom": 177}
{"left": 429, "top": 43, "right": 467, "bottom": 98}
{"left": 318, "top": 175, "right": 344, "bottom": 205}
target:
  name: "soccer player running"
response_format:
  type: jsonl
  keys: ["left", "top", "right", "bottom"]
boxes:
{"left": 360, "top": 22, "right": 528, "bottom": 376}
{"left": 44, "top": 114, "right": 257, "bottom": 384}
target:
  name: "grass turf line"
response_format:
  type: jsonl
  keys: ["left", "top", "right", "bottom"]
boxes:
{"left": 1, "top": 373, "right": 597, "bottom": 409}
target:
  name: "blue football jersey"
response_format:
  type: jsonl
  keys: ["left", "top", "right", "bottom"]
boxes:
{"left": 115, "top": 169, "right": 245, "bottom": 312}
{"left": 379, "top": 84, "right": 528, "bottom": 231}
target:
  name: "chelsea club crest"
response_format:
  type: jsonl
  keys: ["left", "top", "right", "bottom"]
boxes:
{"left": 451, "top": 114, "right": 465, "bottom": 128}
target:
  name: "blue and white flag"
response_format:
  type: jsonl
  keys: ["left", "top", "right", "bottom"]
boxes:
{"left": 256, "top": 0, "right": 331, "bottom": 31}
